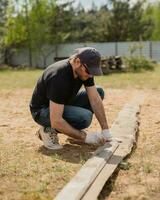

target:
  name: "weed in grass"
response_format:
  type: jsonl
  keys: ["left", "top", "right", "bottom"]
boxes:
{"left": 20, "top": 191, "right": 53, "bottom": 200}
{"left": 143, "top": 163, "right": 152, "bottom": 174}
{"left": 51, "top": 153, "right": 62, "bottom": 162}
{"left": 36, "top": 182, "right": 48, "bottom": 193}
{"left": 79, "top": 154, "right": 87, "bottom": 165}
{"left": 52, "top": 163, "right": 68, "bottom": 173}
{"left": 119, "top": 161, "right": 132, "bottom": 170}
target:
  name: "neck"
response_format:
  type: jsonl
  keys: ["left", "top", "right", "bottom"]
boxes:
{"left": 69, "top": 59, "right": 78, "bottom": 79}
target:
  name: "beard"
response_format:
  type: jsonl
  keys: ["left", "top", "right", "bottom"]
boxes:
{"left": 77, "top": 73, "right": 87, "bottom": 81}
{"left": 75, "top": 68, "right": 88, "bottom": 81}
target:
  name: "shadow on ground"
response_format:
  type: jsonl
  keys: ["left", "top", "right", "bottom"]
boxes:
{"left": 37, "top": 143, "right": 99, "bottom": 164}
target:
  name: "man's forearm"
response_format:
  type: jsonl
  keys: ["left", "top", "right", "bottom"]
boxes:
{"left": 90, "top": 95, "right": 109, "bottom": 130}
{"left": 51, "top": 118, "right": 86, "bottom": 141}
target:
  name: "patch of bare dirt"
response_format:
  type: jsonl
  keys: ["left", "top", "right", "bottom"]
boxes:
{"left": 0, "top": 88, "right": 148, "bottom": 200}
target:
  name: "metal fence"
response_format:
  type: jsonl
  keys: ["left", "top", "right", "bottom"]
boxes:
{"left": 0, "top": 52, "right": 4, "bottom": 64}
{"left": 2, "top": 41, "right": 160, "bottom": 67}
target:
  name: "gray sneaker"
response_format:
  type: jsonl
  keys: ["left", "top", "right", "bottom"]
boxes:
{"left": 37, "top": 127, "right": 63, "bottom": 150}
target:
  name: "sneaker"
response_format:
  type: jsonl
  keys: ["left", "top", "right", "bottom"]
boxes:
{"left": 36, "top": 127, "right": 63, "bottom": 150}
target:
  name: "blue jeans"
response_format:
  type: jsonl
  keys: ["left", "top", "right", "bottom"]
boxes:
{"left": 31, "top": 87, "right": 105, "bottom": 130}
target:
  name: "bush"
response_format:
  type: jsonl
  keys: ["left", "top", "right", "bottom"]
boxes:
{"left": 124, "top": 56, "right": 155, "bottom": 72}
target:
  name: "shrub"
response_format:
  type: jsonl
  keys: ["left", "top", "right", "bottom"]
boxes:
{"left": 124, "top": 56, "right": 155, "bottom": 72}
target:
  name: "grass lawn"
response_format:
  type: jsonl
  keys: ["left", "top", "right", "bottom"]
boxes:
{"left": 96, "top": 65, "right": 160, "bottom": 89}
{"left": 0, "top": 65, "right": 160, "bottom": 90}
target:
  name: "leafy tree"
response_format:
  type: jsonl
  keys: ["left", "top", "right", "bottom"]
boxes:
{"left": 107, "top": 0, "right": 131, "bottom": 42}
{"left": 0, "top": 0, "right": 8, "bottom": 37}
{"left": 0, "top": 0, "right": 8, "bottom": 61}
{"left": 107, "top": 0, "right": 153, "bottom": 42}
{"left": 5, "top": 0, "right": 63, "bottom": 67}
{"left": 94, "top": 5, "right": 110, "bottom": 42}
{"left": 28, "top": 0, "right": 57, "bottom": 67}
{"left": 144, "top": 2, "right": 160, "bottom": 40}
{"left": 49, "top": 1, "right": 74, "bottom": 44}
{"left": 5, "top": 0, "right": 27, "bottom": 47}
{"left": 68, "top": 3, "right": 110, "bottom": 43}
{"left": 128, "top": 1, "right": 154, "bottom": 41}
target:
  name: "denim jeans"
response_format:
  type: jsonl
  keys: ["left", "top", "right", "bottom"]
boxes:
{"left": 31, "top": 86, "right": 105, "bottom": 130}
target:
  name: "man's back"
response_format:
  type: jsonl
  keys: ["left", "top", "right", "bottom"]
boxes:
{"left": 30, "top": 59, "right": 94, "bottom": 112}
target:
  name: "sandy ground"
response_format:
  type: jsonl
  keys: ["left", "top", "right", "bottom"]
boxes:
{"left": 0, "top": 88, "right": 159, "bottom": 200}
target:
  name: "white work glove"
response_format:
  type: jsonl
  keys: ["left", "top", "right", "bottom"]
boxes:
{"left": 85, "top": 132, "right": 105, "bottom": 144}
{"left": 102, "top": 129, "right": 113, "bottom": 142}
{"left": 102, "top": 129, "right": 122, "bottom": 143}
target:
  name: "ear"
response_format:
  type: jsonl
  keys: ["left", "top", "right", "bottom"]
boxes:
{"left": 75, "top": 57, "right": 81, "bottom": 66}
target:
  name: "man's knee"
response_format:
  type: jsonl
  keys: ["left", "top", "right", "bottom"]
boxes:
{"left": 72, "top": 109, "right": 93, "bottom": 129}
{"left": 81, "top": 110, "right": 93, "bottom": 129}
{"left": 97, "top": 87, "right": 105, "bottom": 100}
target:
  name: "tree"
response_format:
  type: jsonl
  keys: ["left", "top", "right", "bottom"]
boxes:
{"left": 5, "top": 0, "right": 28, "bottom": 48}
{"left": 144, "top": 2, "right": 160, "bottom": 40}
{"left": 107, "top": 0, "right": 131, "bottom": 42}
{"left": 68, "top": 3, "right": 110, "bottom": 43}
{"left": 49, "top": 1, "right": 74, "bottom": 44}
{"left": 27, "top": 0, "right": 57, "bottom": 67}
{"left": 0, "top": 0, "right": 8, "bottom": 61}
{"left": 94, "top": 5, "right": 110, "bottom": 42}
{"left": 128, "top": 1, "right": 154, "bottom": 41}
{"left": 0, "top": 0, "right": 8, "bottom": 36}
{"left": 106, "top": 0, "right": 153, "bottom": 42}
{"left": 4, "top": 0, "right": 32, "bottom": 65}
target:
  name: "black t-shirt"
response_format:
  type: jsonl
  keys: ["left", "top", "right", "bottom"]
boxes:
{"left": 30, "top": 59, "right": 95, "bottom": 112}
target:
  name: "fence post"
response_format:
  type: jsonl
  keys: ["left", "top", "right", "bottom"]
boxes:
{"left": 149, "top": 41, "right": 152, "bottom": 59}
{"left": 115, "top": 42, "right": 118, "bottom": 56}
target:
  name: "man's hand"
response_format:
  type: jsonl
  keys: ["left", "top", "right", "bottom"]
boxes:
{"left": 102, "top": 129, "right": 122, "bottom": 143}
{"left": 102, "top": 129, "right": 113, "bottom": 141}
{"left": 85, "top": 132, "right": 105, "bottom": 144}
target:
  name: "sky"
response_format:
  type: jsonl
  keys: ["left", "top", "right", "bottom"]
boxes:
{"left": 73, "top": 0, "right": 107, "bottom": 10}
{"left": 58, "top": 0, "right": 159, "bottom": 10}
{"left": 57, "top": 0, "right": 107, "bottom": 10}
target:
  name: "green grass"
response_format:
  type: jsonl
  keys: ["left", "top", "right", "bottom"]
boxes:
{"left": 96, "top": 65, "right": 160, "bottom": 89}
{"left": 0, "top": 65, "right": 160, "bottom": 90}
{"left": 0, "top": 68, "right": 42, "bottom": 90}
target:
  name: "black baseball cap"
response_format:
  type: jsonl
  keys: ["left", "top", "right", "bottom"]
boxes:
{"left": 75, "top": 47, "right": 103, "bottom": 76}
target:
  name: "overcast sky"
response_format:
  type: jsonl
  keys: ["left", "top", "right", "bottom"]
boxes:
{"left": 73, "top": 0, "right": 107, "bottom": 10}
{"left": 58, "top": 0, "right": 159, "bottom": 10}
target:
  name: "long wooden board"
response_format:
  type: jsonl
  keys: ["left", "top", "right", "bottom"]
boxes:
{"left": 82, "top": 99, "right": 144, "bottom": 200}
{"left": 81, "top": 143, "right": 132, "bottom": 200}
{"left": 55, "top": 94, "right": 145, "bottom": 200}
{"left": 55, "top": 142, "right": 119, "bottom": 200}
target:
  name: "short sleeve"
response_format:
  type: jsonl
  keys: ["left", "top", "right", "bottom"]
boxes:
{"left": 83, "top": 77, "right": 95, "bottom": 87}
{"left": 46, "top": 78, "right": 69, "bottom": 104}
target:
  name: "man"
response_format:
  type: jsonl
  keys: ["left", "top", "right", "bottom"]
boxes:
{"left": 30, "top": 47, "right": 113, "bottom": 150}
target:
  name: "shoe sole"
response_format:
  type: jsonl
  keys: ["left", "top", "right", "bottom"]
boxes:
{"left": 36, "top": 130, "right": 42, "bottom": 140}
{"left": 44, "top": 145, "right": 63, "bottom": 150}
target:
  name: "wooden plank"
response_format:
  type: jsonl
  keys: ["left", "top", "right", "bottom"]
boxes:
{"left": 55, "top": 142, "right": 119, "bottom": 200}
{"left": 82, "top": 101, "right": 142, "bottom": 200}
{"left": 55, "top": 94, "right": 145, "bottom": 200}
{"left": 81, "top": 143, "right": 131, "bottom": 200}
